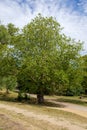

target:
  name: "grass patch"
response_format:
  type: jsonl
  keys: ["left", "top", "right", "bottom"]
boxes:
{"left": 0, "top": 99, "right": 87, "bottom": 124}
{"left": 56, "top": 96, "right": 87, "bottom": 106}
{"left": 0, "top": 108, "right": 68, "bottom": 130}
{"left": 0, "top": 91, "right": 87, "bottom": 120}
{"left": 0, "top": 113, "right": 25, "bottom": 130}
{"left": 0, "top": 101, "right": 87, "bottom": 130}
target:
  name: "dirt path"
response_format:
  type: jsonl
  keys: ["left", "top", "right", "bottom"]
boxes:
{"left": 47, "top": 100, "right": 87, "bottom": 118}
{"left": 0, "top": 102, "right": 87, "bottom": 130}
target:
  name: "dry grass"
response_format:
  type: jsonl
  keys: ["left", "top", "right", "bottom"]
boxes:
{"left": 0, "top": 113, "right": 25, "bottom": 130}
{"left": 0, "top": 108, "right": 68, "bottom": 130}
{"left": 0, "top": 99, "right": 87, "bottom": 130}
{"left": 0, "top": 91, "right": 87, "bottom": 130}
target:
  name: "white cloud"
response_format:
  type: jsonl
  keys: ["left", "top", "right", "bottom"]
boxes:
{"left": 0, "top": 0, "right": 87, "bottom": 53}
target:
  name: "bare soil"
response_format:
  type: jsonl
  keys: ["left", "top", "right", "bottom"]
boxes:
{"left": 0, "top": 100, "right": 87, "bottom": 130}
{"left": 0, "top": 113, "right": 25, "bottom": 130}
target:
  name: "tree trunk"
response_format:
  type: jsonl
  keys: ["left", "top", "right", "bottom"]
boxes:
{"left": 6, "top": 88, "right": 9, "bottom": 94}
{"left": 17, "top": 91, "right": 23, "bottom": 101}
{"left": 37, "top": 94, "right": 44, "bottom": 104}
{"left": 37, "top": 80, "right": 44, "bottom": 104}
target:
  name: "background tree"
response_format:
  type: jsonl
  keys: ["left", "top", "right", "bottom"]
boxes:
{"left": 0, "top": 23, "right": 19, "bottom": 93}
{"left": 0, "top": 24, "right": 9, "bottom": 45}
{"left": 81, "top": 55, "right": 87, "bottom": 94}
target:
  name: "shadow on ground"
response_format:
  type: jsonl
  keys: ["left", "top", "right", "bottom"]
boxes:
{"left": 0, "top": 92, "right": 64, "bottom": 108}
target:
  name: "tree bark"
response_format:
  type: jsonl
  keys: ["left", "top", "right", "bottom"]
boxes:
{"left": 6, "top": 88, "right": 9, "bottom": 94}
{"left": 37, "top": 94, "right": 44, "bottom": 104}
{"left": 17, "top": 91, "right": 23, "bottom": 101}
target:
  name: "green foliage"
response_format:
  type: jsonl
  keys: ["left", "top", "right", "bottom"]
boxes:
{"left": 3, "top": 76, "right": 17, "bottom": 91}
{"left": 81, "top": 55, "right": 87, "bottom": 94}
{"left": 0, "top": 14, "right": 84, "bottom": 102}
{"left": 0, "top": 76, "right": 17, "bottom": 93}
{"left": 7, "top": 23, "right": 19, "bottom": 36}
{"left": 0, "top": 46, "right": 18, "bottom": 76}
{"left": 0, "top": 24, "right": 9, "bottom": 45}
{"left": 17, "top": 14, "right": 83, "bottom": 97}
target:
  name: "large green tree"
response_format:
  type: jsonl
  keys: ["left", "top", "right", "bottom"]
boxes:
{"left": 16, "top": 14, "right": 83, "bottom": 103}
{"left": 0, "top": 15, "right": 83, "bottom": 103}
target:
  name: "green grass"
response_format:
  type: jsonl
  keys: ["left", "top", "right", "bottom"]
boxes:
{"left": 55, "top": 96, "right": 87, "bottom": 106}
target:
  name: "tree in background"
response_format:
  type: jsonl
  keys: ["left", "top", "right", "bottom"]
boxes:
{"left": 81, "top": 55, "right": 87, "bottom": 94}
{"left": 0, "top": 24, "right": 9, "bottom": 45}
{"left": 0, "top": 23, "right": 19, "bottom": 93}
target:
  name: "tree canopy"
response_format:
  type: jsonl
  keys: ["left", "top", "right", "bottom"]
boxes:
{"left": 0, "top": 14, "right": 84, "bottom": 103}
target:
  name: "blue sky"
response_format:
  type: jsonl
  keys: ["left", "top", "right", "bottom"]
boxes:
{"left": 0, "top": 0, "right": 87, "bottom": 54}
